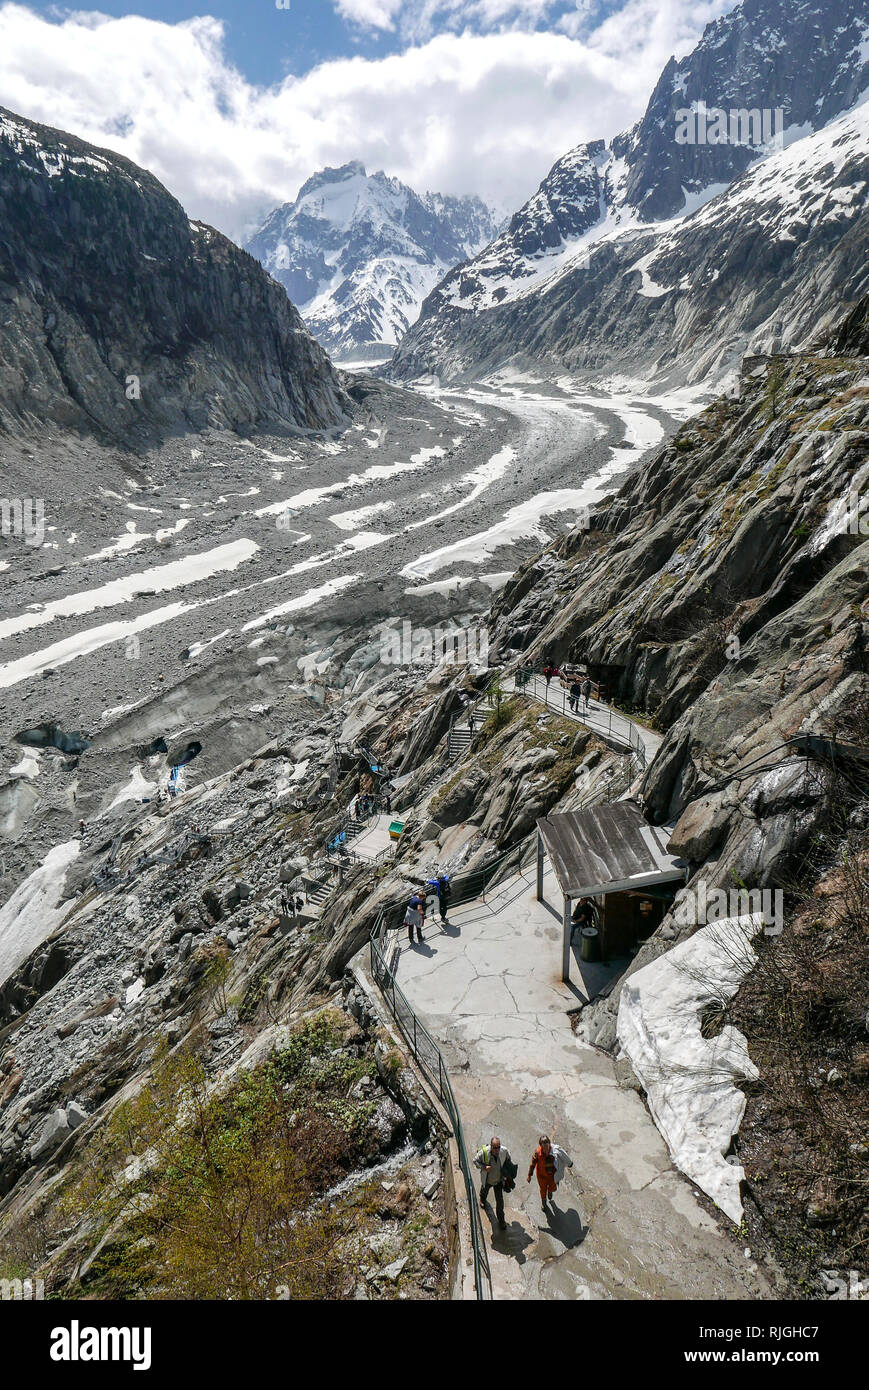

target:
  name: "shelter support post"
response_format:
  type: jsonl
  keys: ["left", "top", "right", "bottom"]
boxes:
{"left": 536, "top": 830, "right": 544, "bottom": 902}
{"left": 562, "top": 894, "right": 571, "bottom": 984}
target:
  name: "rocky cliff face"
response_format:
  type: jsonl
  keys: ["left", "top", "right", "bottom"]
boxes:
{"left": 391, "top": 0, "right": 869, "bottom": 385}
{"left": 486, "top": 335, "right": 869, "bottom": 918}
{"left": 617, "top": 0, "right": 869, "bottom": 223}
{"left": 246, "top": 162, "right": 501, "bottom": 359}
{"left": 0, "top": 108, "right": 350, "bottom": 444}
{"left": 1, "top": 298, "right": 867, "bottom": 1298}
{"left": 477, "top": 318, "right": 868, "bottom": 1288}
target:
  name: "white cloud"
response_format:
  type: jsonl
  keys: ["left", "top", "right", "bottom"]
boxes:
{"left": 335, "top": 0, "right": 404, "bottom": 30}
{"left": 578, "top": 0, "right": 734, "bottom": 70}
{"left": 0, "top": 1, "right": 737, "bottom": 247}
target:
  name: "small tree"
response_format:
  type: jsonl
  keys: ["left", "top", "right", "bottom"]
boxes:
{"left": 202, "top": 944, "right": 232, "bottom": 1016}
{"left": 764, "top": 361, "right": 787, "bottom": 420}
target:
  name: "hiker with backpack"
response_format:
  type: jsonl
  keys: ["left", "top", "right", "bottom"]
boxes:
{"left": 528, "top": 1134, "right": 572, "bottom": 1211}
{"left": 436, "top": 872, "right": 452, "bottom": 922}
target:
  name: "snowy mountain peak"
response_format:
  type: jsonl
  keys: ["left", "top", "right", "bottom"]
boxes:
{"left": 296, "top": 159, "right": 367, "bottom": 201}
{"left": 247, "top": 165, "right": 502, "bottom": 360}
{"left": 392, "top": 0, "right": 869, "bottom": 384}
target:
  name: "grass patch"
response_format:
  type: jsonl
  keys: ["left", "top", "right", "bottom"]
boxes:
{"left": 60, "top": 1010, "right": 383, "bottom": 1300}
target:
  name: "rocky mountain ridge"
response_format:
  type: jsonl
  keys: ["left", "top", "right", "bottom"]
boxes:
{"left": 0, "top": 108, "right": 350, "bottom": 445}
{"left": 391, "top": 0, "right": 869, "bottom": 385}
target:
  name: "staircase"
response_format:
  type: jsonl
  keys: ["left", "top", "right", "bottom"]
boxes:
{"left": 307, "top": 880, "right": 332, "bottom": 906}
{"left": 447, "top": 725, "right": 472, "bottom": 760}
{"left": 325, "top": 813, "right": 368, "bottom": 856}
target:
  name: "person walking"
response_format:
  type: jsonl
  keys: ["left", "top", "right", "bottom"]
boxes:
{"left": 436, "top": 872, "right": 452, "bottom": 923}
{"left": 568, "top": 679, "right": 582, "bottom": 713}
{"left": 528, "top": 1134, "right": 559, "bottom": 1210}
{"left": 517, "top": 660, "right": 534, "bottom": 690}
{"left": 474, "top": 1136, "right": 512, "bottom": 1230}
{"left": 580, "top": 677, "right": 592, "bottom": 713}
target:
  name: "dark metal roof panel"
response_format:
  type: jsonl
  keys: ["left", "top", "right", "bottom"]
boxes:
{"left": 536, "top": 800, "right": 686, "bottom": 898}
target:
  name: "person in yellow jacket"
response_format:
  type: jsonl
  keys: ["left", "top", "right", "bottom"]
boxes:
{"left": 474, "top": 1136, "right": 513, "bottom": 1229}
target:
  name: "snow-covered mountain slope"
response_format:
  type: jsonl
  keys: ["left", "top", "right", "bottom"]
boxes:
{"left": 397, "top": 100, "right": 869, "bottom": 389}
{"left": 392, "top": 0, "right": 869, "bottom": 385}
{"left": 246, "top": 163, "right": 502, "bottom": 360}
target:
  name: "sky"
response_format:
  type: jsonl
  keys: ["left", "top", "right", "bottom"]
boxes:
{"left": 0, "top": 0, "right": 739, "bottom": 242}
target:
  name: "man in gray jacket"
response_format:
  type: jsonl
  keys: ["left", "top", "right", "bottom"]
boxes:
{"left": 474, "top": 1136, "right": 512, "bottom": 1229}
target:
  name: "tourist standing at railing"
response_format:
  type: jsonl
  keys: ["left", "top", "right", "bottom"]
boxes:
{"left": 404, "top": 890, "right": 426, "bottom": 946}
{"left": 436, "top": 872, "right": 451, "bottom": 922}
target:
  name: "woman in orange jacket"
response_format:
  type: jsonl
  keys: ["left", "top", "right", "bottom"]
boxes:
{"left": 527, "top": 1134, "right": 558, "bottom": 1208}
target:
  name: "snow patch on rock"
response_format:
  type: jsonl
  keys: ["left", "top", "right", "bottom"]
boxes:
{"left": 617, "top": 913, "right": 763, "bottom": 1223}
{"left": 0, "top": 840, "right": 80, "bottom": 989}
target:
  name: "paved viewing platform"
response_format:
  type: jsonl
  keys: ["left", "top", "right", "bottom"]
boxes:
{"left": 395, "top": 858, "right": 771, "bottom": 1300}
{"left": 349, "top": 812, "right": 396, "bottom": 862}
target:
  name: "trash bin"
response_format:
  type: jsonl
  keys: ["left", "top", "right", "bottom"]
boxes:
{"left": 580, "top": 926, "right": 600, "bottom": 962}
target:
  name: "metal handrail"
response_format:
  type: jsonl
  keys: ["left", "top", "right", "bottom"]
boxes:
{"left": 508, "top": 670, "right": 648, "bottom": 770}
{"left": 369, "top": 914, "right": 492, "bottom": 1300}
{"left": 93, "top": 827, "right": 211, "bottom": 886}
{"left": 442, "top": 667, "right": 648, "bottom": 778}
{"left": 366, "top": 840, "right": 541, "bottom": 1301}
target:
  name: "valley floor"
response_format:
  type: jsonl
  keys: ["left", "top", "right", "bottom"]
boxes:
{"left": 0, "top": 373, "right": 700, "bottom": 901}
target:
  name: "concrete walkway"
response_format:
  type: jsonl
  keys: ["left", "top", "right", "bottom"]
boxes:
{"left": 349, "top": 812, "right": 396, "bottom": 863}
{"left": 503, "top": 673, "right": 662, "bottom": 765}
{"left": 397, "top": 859, "right": 773, "bottom": 1300}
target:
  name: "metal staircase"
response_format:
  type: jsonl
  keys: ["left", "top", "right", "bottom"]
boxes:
{"left": 307, "top": 879, "right": 333, "bottom": 906}
{"left": 447, "top": 725, "right": 472, "bottom": 759}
